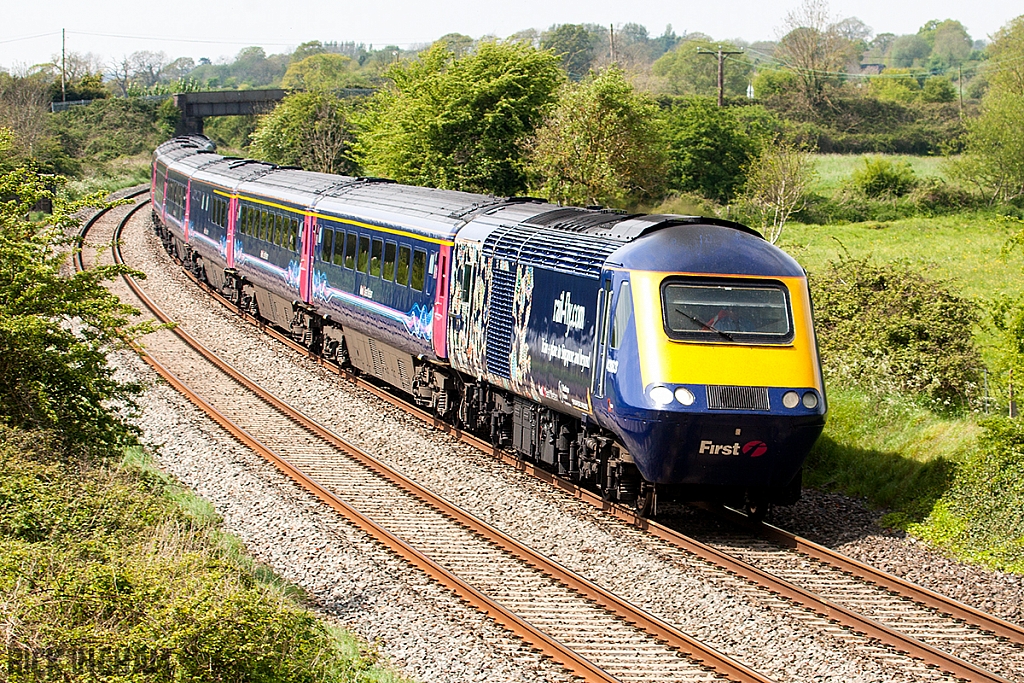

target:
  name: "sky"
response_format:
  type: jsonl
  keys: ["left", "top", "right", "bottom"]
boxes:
{"left": 1, "top": 0, "right": 1018, "bottom": 71}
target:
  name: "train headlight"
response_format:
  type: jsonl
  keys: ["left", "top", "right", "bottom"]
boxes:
{"left": 674, "top": 387, "right": 695, "bottom": 406}
{"left": 802, "top": 391, "right": 819, "bottom": 409}
{"left": 782, "top": 391, "right": 800, "bottom": 409}
{"left": 649, "top": 386, "right": 674, "bottom": 405}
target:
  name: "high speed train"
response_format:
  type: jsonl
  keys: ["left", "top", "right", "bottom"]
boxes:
{"left": 151, "top": 135, "right": 826, "bottom": 515}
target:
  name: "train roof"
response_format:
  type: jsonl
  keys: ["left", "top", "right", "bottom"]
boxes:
{"left": 153, "top": 136, "right": 798, "bottom": 276}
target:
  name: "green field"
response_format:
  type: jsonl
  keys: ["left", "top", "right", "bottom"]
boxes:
{"left": 810, "top": 153, "right": 950, "bottom": 194}
{"left": 780, "top": 213, "right": 1024, "bottom": 303}
{"left": 772, "top": 158, "right": 1024, "bottom": 571}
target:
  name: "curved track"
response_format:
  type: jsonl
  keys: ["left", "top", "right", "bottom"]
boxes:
{"left": 138, "top": 204, "right": 1024, "bottom": 683}
{"left": 82, "top": 198, "right": 774, "bottom": 683}
{"left": 84, "top": 194, "right": 1024, "bottom": 683}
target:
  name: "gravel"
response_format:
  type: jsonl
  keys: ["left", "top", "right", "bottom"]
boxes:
{"left": 109, "top": 208, "right": 1024, "bottom": 683}
{"left": 112, "top": 348, "right": 576, "bottom": 683}
{"left": 772, "top": 490, "right": 1024, "bottom": 625}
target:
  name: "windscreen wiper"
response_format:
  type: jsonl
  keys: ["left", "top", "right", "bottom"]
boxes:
{"left": 675, "top": 307, "right": 734, "bottom": 341}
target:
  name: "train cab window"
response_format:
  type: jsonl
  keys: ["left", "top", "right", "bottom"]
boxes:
{"left": 332, "top": 231, "right": 345, "bottom": 267}
{"left": 610, "top": 282, "right": 633, "bottom": 350}
{"left": 411, "top": 249, "right": 426, "bottom": 291}
{"left": 370, "top": 238, "right": 383, "bottom": 277}
{"left": 322, "top": 227, "right": 334, "bottom": 262}
{"left": 357, "top": 235, "right": 370, "bottom": 273}
{"left": 345, "top": 233, "right": 357, "bottom": 269}
{"left": 396, "top": 246, "right": 411, "bottom": 286}
{"left": 661, "top": 280, "right": 793, "bottom": 344}
{"left": 383, "top": 242, "right": 396, "bottom": 281}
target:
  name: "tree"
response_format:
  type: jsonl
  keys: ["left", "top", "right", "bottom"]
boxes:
{"left": 741, "top": 138, "right": 815, "bottom": 244}
{"left": 356, "top": 40, "right": 563, "bottom": 196}
{"left": 662, "top": 97, "right": 761, "bottom": 202}
{"left": 952, "top": 90, "right": 1024, "bottom": 203}
{"left": 774, "top": 0, "right": 855, "bottom": 104}
{"left": 987, "top": 15, "right": 1024, "bottom": 96}
{"left": 652, "top": 39, "right": 753, "bottom": 97}
{"left": 292, "top": 40, "right": 327, "bottom": 62}
{"left": 250, "top": 91, "right": 357, "bottom": 175}
{"left": 282, "top": 53, "right": 361, "bottom": 90}
{"left": 0, "top": 72, "right": 52, "bottom": 160}
{"left": 528, "top": 67, "right": 667, "bottom": 207}
{"left": 928, "top": 20, "right": 972, "bottom": 68}
{"left": 889, "top": 34, "right": 931, "bottom": 67}
{"left": 949, "top": 16, "right": 1024, "bottom": 204}
{"left": 540, "top": 24, "right": 599, "bottom": 80}
{"left": 0, "top": 150, "right": 151, "bottom": 452}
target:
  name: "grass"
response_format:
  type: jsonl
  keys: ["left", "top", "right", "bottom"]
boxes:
{"left": 810, "top": 153, "right": 950, "bottom": 194}
{"left": 771, "top": 158, "right": 1024, "bottom": 570}
{"left": 63, "top": 154, "right": 152, "bottom": 198}
{"left": 806, "top": 389, "right": 978, "bottom": 518}
{"left": 779, "top": 213, "right": 1024, "bottom": 303}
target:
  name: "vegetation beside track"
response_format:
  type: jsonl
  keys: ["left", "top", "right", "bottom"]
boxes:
{"left": 0, "top": 161, "right": 406, "bottom": 681}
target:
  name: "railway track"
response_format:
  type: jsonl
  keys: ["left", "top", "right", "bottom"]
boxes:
{"left": 83, "top": 198, "right": 774, "bottom": 683}
{"left": 84, "top": 195, "right": 1023, "bottom": 683}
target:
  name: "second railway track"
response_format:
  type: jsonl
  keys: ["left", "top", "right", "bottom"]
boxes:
{"left": 85, "top": 194, "right": 1024, "bottom": 683}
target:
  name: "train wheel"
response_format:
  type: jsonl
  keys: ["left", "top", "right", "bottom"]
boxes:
{"left": 635, "top": 482, "right": 657, "bottom": 517}
{"left": 743, "top": 493, "right": 770, "bottom": 523}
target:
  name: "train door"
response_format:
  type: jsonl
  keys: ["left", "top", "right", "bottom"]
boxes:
{"left": 592, "top": 274, "right": 614, "bottom": 399}
{"left": 298, "top": 214, "right": 316, "bottom": 303}
{"left": 183, "top": 179, "right": 192, "bottom": 243}
{"left": 432, "top": 244, "right": 451, "bottom": 358}
{"left": 226, "top": 195, "right": 237, "bottom": 268}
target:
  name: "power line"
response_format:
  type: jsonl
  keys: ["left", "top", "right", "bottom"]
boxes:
{"left": 0, "top": 31, "right": 59, "bottom": 45}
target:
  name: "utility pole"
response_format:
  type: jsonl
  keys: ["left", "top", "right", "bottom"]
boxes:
{"left": 697, "top": 46, "right": 744, "bottom": 106}
{"left": 958, "top": 65, "right": 963, "bottom": 119}
{"left": 609, "top": 24, "right": 616, "bottom": 63}
{"left": 61, "top": 28, "right": 66, "bottom": 103}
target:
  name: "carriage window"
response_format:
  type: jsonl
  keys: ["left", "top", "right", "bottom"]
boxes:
{"left": 461, "top": 264, "right": 473, "bottom": 302}
{"left": 610, "top": 282, "right": 632, "bottom": 350}
{"left": 275, "top": 214, "right": 284, "bottom": 246}
{"left": 397, "top": 246, "right": 411, "bottom": 286}
{"left": 289, "top": 218, "right": 298, "bottom": 251}
{"left": 370, "top": 238, "right": 383, "bottom": 277}
{"left": 345, "top": 233, "right": 357, "bottom": 269}
{"left": 411, "top": 249, "right": 426, "bottom": 291}
{"left": 322, "top": 227, "right": 334, "bottom": 262}
{"left": 383, "top": 242, "right": 396, "bottom": 281}
{"left": 332, "top": 231, "right": 345, "bottom": 267}
{"left": 661, "top": 280, "right": 792, "bottom": 344}
{"left": 357, "top": 236, "right": 370, "bottom": 273}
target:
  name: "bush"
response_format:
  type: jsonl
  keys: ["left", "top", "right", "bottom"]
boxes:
{"left": 51, "top": 98, "right": 169, "bottom": 162}
{"left": 906, "top": 417, "right": 1024, "bottom": 571}
{"left": 850, "top": 156, "right": 918, "bottom": 198}
{"left": 660, "top": 96, "right": 762, "bottom": 202}
{"left": 810, "top": 256, "right": 982, "bottom": 406}
{"left": 0, "top": 428, "right": 397, "bottom": 682}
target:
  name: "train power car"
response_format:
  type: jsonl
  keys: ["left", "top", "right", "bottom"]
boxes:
{"left": 151, "top": 135, "right": 826, "bottom": 516}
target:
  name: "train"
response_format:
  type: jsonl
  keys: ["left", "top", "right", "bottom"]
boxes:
{"left": 151, "top": 135, "right": 826, "bottom": 516}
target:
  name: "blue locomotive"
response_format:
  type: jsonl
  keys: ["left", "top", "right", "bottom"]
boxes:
{"left": 152, "top": 136, "right": 826, "bottom": 515}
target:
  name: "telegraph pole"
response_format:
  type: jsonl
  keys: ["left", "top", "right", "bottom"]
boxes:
{"left": 697, "top": 46, "right": 744, "bottom": 106}
{"left": 61, "top": 28, "right": 66, "bottom": 103}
